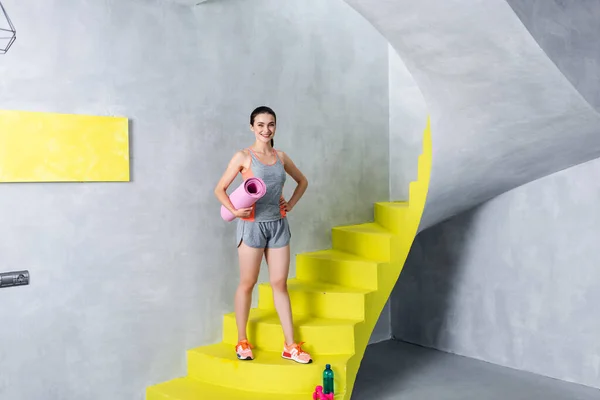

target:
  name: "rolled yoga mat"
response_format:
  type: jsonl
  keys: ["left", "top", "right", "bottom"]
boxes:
{"left": 220, "top": 177, "right": 267, "bottom": 222}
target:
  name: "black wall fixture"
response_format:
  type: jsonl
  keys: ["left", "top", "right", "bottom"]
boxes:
{"left": 0, "top": 1, "right": 16, "bottom": 54}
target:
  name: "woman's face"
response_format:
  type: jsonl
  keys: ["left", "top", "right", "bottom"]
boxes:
{"left": 250, "top": 113, "right": 276, "bottom": 144}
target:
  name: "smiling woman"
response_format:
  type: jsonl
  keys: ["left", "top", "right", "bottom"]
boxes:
{"left": 213, "top": 105, "right": 311, "bottom": 364}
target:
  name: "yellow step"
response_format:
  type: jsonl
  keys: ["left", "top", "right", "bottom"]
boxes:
{"left": 295, "top": 249, "right": 381, "bottom": 290}
{"left": 222, "top": 308, "right": 361, "bottom": 355}
{"left": 331, "top": 222, "right": 394, "bottom": 262}
{"left": 257, "top": 278, "right": 372, "bottom": 320}
{"left": 147, "top": 377, "right": 346, "bottom": 400}
{"left": 186, "top": 342, "right": 351, "bottom": 394}
{"left": 409, "top": 180, "right": 426, "bottom": 205}
{"left": 418, "top": 153, "right": 428, "bottom": 181}
{"left": 373, "top": 201, "right": 409, "bottom": 235}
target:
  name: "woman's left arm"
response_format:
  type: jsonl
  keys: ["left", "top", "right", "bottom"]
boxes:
{"left": 280, "top": 151, "right": 308, "bottom": 212}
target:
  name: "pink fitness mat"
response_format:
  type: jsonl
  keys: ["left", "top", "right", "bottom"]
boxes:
{"left": 221, "top": 177, "right": 267, "bottom": 222}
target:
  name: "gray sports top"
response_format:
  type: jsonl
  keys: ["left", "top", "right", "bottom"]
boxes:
{"left": 240, "top": 147, "right": 287, "bottom": 222}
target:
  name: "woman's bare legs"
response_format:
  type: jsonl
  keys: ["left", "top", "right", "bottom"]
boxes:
{"left": 235, "top": 241, "right": 264, "bottom": 342}
{"left": 265, "top": 244, "right": 312, "bottom": 364}
{"left": 264, "top": 245, "right": 295, "bottom": 345}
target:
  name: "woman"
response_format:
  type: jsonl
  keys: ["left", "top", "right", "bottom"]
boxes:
{"left": 214, "top": 106, "right": 312, "bottom": 364}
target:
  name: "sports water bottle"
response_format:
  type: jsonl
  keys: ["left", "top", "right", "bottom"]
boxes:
{"left": 323, "top": 364, "right": 334, "bottom": 394}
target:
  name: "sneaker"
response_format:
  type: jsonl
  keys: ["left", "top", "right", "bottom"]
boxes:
{"left": 282, "top": 341, "right": 312, "bottom": 364}
{"left": 235, "top": 339, "right": 254, "bottom": 360}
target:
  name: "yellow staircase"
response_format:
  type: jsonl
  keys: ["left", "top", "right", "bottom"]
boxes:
{"left": 146, "top": 119, "right": 432, "bottom": 400}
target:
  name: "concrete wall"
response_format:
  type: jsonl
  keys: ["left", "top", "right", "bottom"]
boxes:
{"left": 343, "top": 0, "right": 600, "bottom": 232}
{"left": 507, "top": 0, "right": 600, "bottom": 112}
{"left": 390, "top": 0, "right": 600, "bottom": 390}
{"left": 388, "top": 44, "right": 427, "bottom": 201}
{"left": 368, "top": 45, "right": 429, "bottom": 344}
{"left": 391, "top": 156, "right": 600, "bottom": 389}
{"left": 0, "top": 0, "right": 389, "bottom": 399}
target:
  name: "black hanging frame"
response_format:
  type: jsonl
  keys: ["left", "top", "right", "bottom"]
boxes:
{"left": 0, "top": 1, "right": 16, "bottom": 54}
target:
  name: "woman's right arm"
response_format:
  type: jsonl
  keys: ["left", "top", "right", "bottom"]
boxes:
{"left": 214, "top": 151, "right": 253, "bottom": 219}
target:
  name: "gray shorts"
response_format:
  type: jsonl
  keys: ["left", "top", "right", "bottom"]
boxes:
{"left": 236, "top": 217, "right": 291, "bottom": 249}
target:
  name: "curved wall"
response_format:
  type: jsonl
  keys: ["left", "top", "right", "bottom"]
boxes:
{"left": 507, "top": 0, "right": 600, "bottom": 112}
{"left": 388, "top": 45, "right": 428, "bottom": 201}
{"left": 341, "top": 0, "right": 600, "bottom": 389}
{"left": 343, "top": 0, "right": 600, "bottom": 230}
{"left": 389, "top": 0, "right": 600, "bottom": 389}
{"left": 392, "top": 155, "right": 600, "bottom": 389}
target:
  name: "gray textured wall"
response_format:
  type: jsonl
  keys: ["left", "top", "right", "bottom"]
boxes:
{"left": 391, "top": 156, "right": 600, "bottom": 389}
{"left": 507, "top": 0, "right": 600, "bottom": 112}
{"left": 343, "top": 0, "right": 600, "bottom": 231}
{"left": 388, "top": 44, "right": 427, "bottom": 201}
{"left": 344, "top": 0, "right": 600, "bottom": 390}
{"left": 0, "top": 0, "right": 389, "bottom": 399}
{"left": 387, "top": 0, "right": 600, "bottom": 390}
{"left": 371, "top": 44, "right": 428, "bottom": 342}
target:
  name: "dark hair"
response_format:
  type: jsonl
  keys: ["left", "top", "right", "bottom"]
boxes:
{"left": 250, "top": 106, "right": 276, "bottom": 147}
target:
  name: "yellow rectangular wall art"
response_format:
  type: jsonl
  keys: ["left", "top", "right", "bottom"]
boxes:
{"left": 0, "top": 109, "right": 130, "bottom": 183}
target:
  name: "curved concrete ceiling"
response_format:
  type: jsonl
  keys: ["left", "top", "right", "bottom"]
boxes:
{"left": 506, "top": 0, "right": 600, "bottom": 113}
{"left": 343, "top": 0, "right": 600, "bottom": 230}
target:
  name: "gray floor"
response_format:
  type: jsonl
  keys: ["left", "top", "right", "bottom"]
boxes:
{"left": 352, "top": 340, "right": 600, "bottom": 400}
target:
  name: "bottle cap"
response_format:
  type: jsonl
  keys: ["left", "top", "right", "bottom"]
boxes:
{"left": 326, "top": 363, "right": 331, "bottom": 368}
